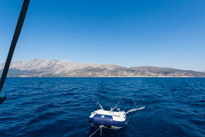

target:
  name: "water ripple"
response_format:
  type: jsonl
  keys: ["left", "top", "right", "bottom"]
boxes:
{"left": 0, "top": 77, "right": 204, "bottom": 137}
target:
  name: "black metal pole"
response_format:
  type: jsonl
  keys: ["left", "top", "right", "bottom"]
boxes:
{"left": 0, "top": 0, "right": 30, "bottom": 104}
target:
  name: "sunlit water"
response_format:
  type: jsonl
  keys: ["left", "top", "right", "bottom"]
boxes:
{"left": 0, "top": 78, "right": 205, "bottom": 137}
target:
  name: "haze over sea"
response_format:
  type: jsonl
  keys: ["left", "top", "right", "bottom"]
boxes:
{"left": 0, "top": 77, "right": 204, "bottom": 137}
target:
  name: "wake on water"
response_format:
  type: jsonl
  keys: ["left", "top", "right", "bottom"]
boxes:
{"left": 125, "top": 106, "right": 145, "bottom": 114}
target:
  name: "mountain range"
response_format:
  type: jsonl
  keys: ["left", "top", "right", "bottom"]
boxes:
{"left": 0, "top": 58, "right": 204, "bottom": 77}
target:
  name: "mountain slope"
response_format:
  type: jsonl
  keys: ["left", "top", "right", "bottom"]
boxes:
{"left": 0, "top": 59, "right": 204, "bottom": 77}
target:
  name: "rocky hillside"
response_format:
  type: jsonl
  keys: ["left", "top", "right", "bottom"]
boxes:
{"left": 0, "top": 58, "right": 204, "bottom": 77}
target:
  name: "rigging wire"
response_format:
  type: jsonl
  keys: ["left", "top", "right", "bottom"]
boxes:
{"left": 0, "top": 0, "right": 30, "bottom": 104}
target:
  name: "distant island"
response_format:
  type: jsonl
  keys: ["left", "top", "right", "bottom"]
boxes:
{"left": 0, "top": 58, "right": 205, "bottom": 77}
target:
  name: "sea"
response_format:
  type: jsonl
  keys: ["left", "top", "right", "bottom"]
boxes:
{"left": 0, "top": 78, "right": 204, "bottom": 137}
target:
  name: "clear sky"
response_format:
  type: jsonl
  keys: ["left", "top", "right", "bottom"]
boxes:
{"left": 0, "top": 0, "right": 205, "bottom": 71}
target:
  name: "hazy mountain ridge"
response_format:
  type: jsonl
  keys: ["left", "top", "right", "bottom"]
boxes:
{"left": 0, "top": 58, "right": 205, "bottom": 77}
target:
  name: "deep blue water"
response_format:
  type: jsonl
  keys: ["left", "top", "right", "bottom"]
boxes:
{"left": 0, "top": 78, "right": 205, "bottom": 137}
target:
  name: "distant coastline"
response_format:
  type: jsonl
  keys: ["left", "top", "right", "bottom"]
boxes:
{"left": 1, "top": 59, "right": 205, "bottom": 77}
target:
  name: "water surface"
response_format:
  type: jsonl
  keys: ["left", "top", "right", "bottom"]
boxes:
{"left": 0, "top": 78, "right": 205, "bottom": 137}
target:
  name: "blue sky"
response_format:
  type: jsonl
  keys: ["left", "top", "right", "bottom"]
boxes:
{"left": 0, "top": 0, "right": 205, "bottom": 71}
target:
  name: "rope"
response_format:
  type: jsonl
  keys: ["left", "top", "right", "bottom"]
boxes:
{"left": 89, "top": 126, "right": 103, "bottom": 137}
